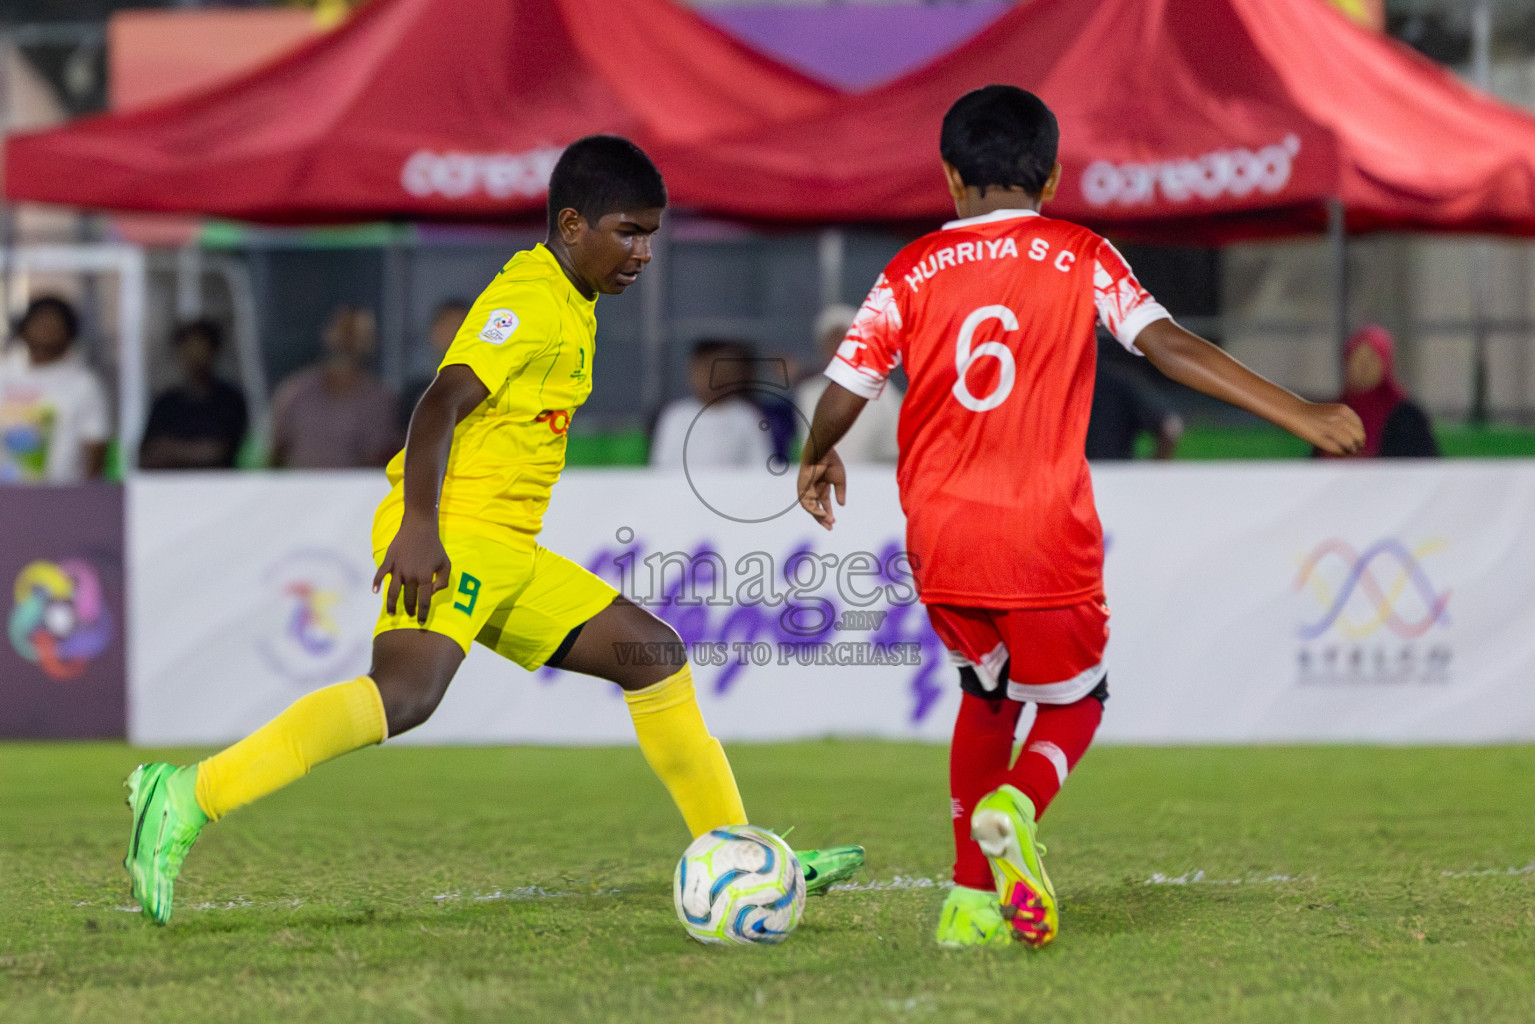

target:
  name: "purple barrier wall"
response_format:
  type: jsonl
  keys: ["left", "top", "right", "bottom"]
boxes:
{"left": 1, "top": 484, "right": 126, "bottom": 738}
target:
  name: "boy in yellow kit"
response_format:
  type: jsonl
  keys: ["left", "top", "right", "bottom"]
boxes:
{"left": 124, "top": 136, "right": 862, "bottom": 924}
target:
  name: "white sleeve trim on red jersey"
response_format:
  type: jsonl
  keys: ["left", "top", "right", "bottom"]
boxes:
{"left": 1116, "top": 303, "right": 1173, "bottom": 356}
{"left": 824, "top": 356, "right": 887, "bottom": 400}
{"left": 1094, "top": 244, "right": 1172, "bottom": 356}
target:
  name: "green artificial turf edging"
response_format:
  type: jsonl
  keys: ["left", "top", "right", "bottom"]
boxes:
{"left": 110, "top": 421, "right": 1535, "bottom": 476}
{"left": 4, "top": 741, "right": 1535, "bottom": 1024}
{"left": 564, "top": 428, "right": 650, "bottom": 467}
{"left": 560, "top": 423, "right": 1535, "bottom": 466}
{"left": 1135, "top": 422, "right": 1535, "bottom": 461}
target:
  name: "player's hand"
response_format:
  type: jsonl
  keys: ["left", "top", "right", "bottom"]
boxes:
{"left": 797, "top": 449, "right": 847, "bottom": 531}
{"left": 372, "top": 518, "right": 452, "bottom": 625}
{"left": 1294, "top": 401, "right": 1366, "bottom": 456}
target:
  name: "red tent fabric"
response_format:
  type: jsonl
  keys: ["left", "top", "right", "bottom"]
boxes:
{"left": 3, "top": 0, "right": 833, "bottom": 223}
{"left": 658, "top": 0, "right": 1535, "bottom": 241}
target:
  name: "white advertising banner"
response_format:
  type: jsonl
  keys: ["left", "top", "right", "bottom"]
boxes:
{"left": 129, "top": 473, "right": 389, "bottom": 746}
{"left": 1094, "top": 462, "right": 1535, "bottom": 742}
{"left": 129, "top": 463, "right": 1535, "bottom": 746}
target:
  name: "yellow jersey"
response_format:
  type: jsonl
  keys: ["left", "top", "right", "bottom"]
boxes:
{"left": 379, "top": 243, "right": 597, "bottom": 543}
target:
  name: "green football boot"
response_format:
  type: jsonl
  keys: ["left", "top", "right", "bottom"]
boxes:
{"left": 970, "top": 785, "right": 1058, "bottom": 947}
{"left": 123, "top": 762, "right": 208, "bottom": 924}
{"left": 797, "top": 845, "right": 866, "bottom": 895}
{"left": 934, "top": 884, "right": 1011, "bottom": 948}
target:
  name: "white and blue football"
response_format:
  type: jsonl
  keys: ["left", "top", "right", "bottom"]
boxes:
{"left": 673, "top": 825, "right": 805, "bottom": 945}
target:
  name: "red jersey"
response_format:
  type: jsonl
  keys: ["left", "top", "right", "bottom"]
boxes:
{"left": 826, "top": 209, "right": 1169, "bottom": 608}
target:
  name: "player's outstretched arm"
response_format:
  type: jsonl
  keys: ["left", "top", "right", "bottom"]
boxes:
{"left": 1134, "top": 319, "right": 1365, "bottom": 457}
{"left": 372, "top": 364, "right": 491, "bottom": 622}
{"left": 797, "top": 382, "right": 867, "bottom": 530}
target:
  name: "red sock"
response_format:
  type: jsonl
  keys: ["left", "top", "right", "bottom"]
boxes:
{"left": 949, "top": 693, "right": 1024, "bottom": 890}
{"left": 1005, "top": 694, "right": 1103, "bottom": 819}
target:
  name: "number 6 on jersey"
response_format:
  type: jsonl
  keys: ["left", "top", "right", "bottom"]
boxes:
{"left": 952, "top": 304, "right": 1019, "bottom": 412}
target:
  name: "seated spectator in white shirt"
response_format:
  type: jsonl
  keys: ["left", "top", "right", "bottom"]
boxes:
{"left": 0, "top": 296, "right": 111, "bottom": 483}
{"left": 795, "top": 304, "right": 902, "bottom": 463}
{"left": 650, "top": 339, "right": 775, "bottom": 469}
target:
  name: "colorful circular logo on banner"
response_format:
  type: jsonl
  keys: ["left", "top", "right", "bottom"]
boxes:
{"left": 257, "top": 549, "right": 368, "bottom": 685}
{"left": 1295, "top": 537, "right": 1451, "bottom": 641}
{"left": 284, "top": 579, "right": 344, "bottom": 657}
{"left": 8, "top": 559, "right": 115, "bottom": 680}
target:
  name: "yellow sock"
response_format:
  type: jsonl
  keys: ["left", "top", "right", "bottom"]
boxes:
{"left": 193, "top": 676, "right": 387, "bottom": 821}
{"left": 623, "top": 665, "right": 747, "bottom": 837}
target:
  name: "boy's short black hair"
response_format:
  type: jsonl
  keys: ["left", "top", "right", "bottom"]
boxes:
{"left": 173, "top": 318, "right": 223, "bottom": 351}
{"left": 18, "top": 295, "right": 79, "bottom": 341}
{"left": 940, "top": 85, "right": 1059, "bottom": 197}
{"left": 689, "top": 338, "right": 760, "bottom": 393}
{"left": 689, "top": 338, "right": 753, "bottom": 363}
{"left": 547, "top": 135, "right": 667, "bottom": 233}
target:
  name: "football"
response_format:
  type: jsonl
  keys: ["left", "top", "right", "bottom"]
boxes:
{"left": 672, "top": 825, "right": 806, "bottom": 945}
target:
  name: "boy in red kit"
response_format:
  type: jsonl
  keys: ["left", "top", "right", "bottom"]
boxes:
{"left": 798, "top": 86, "right": 1364, "bottom": 948}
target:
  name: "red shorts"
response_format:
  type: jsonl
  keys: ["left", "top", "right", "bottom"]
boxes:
{"left": 927, "top": 599, "right": 1109, "bottom": 705}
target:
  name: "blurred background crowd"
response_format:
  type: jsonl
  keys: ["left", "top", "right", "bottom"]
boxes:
{"left": 0, "top": 0, "right": 1530, "bottom": 482}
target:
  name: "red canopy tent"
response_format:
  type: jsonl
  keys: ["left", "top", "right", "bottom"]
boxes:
{"left": 10, "top": 0, "right": 1533, "bottom": 241}
{"left": 2, "top": 0, "right": 834, "bottom": 223}
{"left": 655, "top": 0, "right": 1535, "bottom": 243}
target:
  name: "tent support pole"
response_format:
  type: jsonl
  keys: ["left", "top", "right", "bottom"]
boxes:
{"left": 1470, "top": 0, "right": 1493, "bottom": 423}
{"left": 0, "top": 204, "right": 14, "bottom": 321}
{"left": 380, "top": 228, "right": 410, "bottom": 391}
{"left": 118, "top": 247, "right": 147, "bottom": 480}
{"left": 1471, "top": 243, "right": 1491, "bottom": 424}
{"left": 0, "top": 34, "right": 14, "bottom": 321}
{"left": 174, "top": 242, "right": 203, "bottom": 320}
{"left": 818, "top": 227, "right": 845, "bottom": 310}
{"left": 640, "top": 220, "right": 668, "bottom": 424}
{"left": 1328, "top": 198, "right": 1348, "bottom": 372}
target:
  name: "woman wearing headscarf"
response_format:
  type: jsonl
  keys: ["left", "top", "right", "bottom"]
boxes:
{"left": 1321, "top": 324, "right": 1439, "bottom": 458}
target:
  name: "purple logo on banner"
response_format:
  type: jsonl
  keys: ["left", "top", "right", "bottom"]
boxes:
{"left": 547, "top": 531, "right": 949, "bottom": 724}
{"left": 1295, "top": 537, "right": 1451, "bottom": 641}
{"left": 8, "top": 558, "right": 115, "bottom": 680}
{"left": 0, "top": 484, "right": 125, "bottom": 739}
{"left": 1294, "top": 537, "right": 1453, "bottom": 686}
{"left": 257, "top": 549, "right": 370, "bottom": 685}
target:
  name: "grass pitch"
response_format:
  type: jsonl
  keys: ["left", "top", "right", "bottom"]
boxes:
{"left": 2, "top": 741, "right": 1534, "bottom": 1023}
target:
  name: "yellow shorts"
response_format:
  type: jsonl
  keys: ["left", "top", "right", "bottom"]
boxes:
{"left": 371, "top": 518, "right": 618, "bottom": 671}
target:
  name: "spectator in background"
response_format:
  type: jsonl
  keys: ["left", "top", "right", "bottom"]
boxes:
{"left": 398, "top": 298, "right": 471, "bottom": 432}
{"left": 270, "top": 305, "right": 400, "bottom": 469}
{"left": 139, "top": 320, "right": 248, "bottom": 470}
{"left": 795, "top": 304, "right": 901, "bottom": 463}
{"left": 750, "top": 350, "right": 799, "bottom": 467}
{"left": 1325, "top": 324, "right": 1439, "bottom": 458}
{"left": 1086, "top": 335, "right": 1183, "bottom": 461}
{"left": 650, "top": 338, "right": 774, "bottom": 468}
{"left": 0, "top": 296, "right": 110, "bottom": 483}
